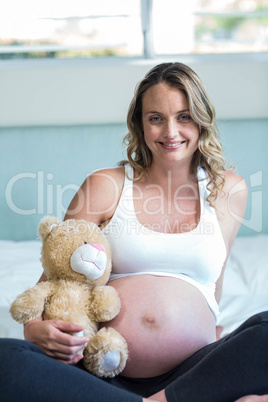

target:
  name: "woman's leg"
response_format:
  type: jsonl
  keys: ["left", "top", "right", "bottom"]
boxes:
{"left": 0, "top": 338, "right": 142, "bottom": 402}
{"left": 164, "top": 311, "right": 268, "bottom": 402}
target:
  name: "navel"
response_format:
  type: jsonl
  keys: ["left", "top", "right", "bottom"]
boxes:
{"left": 141, "top": 314, "right": 159, "bottom": 330}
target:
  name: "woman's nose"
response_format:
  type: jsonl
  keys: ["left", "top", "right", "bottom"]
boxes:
{"left": 164, "top": 120, "right": 177, "bottom": 139}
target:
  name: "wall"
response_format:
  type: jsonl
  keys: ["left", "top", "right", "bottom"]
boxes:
{"left": 1, "top": 118, "right": 267, "bottom": 240}
{"left": 0, "top": 124, "right": 126, "bottom": 240}
{"left": 0, "top": 54, "right": 267, "bottom": 240}
{"left": 0, "top": 54, "right": 267, "bottom": 127}
{"left": 219, "top": 119, "right": 268, "bottom": 236}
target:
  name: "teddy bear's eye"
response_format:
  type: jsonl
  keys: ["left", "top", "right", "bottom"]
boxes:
{"left": 84, "top": 242, "right": 87, "bottom": 245}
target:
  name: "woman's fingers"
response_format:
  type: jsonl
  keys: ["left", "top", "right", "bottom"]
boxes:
{"left": 42, "top": 321, "right": 89, "bottom": 362}
{"left": 24, "top": 319, "right": 89, "bottom": 364}
{"left": 52, "top": 320, "right": 85, "bottom": 335}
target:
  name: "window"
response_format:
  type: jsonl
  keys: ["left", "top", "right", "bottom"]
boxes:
{"left": 152, "top": 0, "right": 268, "bottom": 55}
{"left": 0, "top": 0, "right": 143, "bottom": 59}
{"left": 0, "top": 0, "right": 267, "bottom": 60}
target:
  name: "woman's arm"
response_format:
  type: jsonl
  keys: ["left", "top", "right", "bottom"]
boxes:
{"left": 24, "top": 167, "right": 125, "bottom": 363}
{"left": 215, "top": 171, "right": 248, "bottom": 304}
{"left": 65, "top": 167, "right": 125, "bottom": 223}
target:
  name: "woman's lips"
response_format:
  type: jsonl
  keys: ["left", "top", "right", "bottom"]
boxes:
{"left": 159, "top": 141, "right": 186, "bottom": 149}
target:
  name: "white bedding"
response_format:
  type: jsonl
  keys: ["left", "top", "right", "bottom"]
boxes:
{"left": 0, "top": 241, "right": 43, "bottom": 339}
{"left": 217, "top": 235, "right": 268, "bottom": 334}
{"left": 0, "top": 236, "right": 268, "bottom": 339}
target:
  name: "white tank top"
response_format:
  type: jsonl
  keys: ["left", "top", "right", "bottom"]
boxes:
{"left": 102, "top": 164, "right": 226, "bottom": 319}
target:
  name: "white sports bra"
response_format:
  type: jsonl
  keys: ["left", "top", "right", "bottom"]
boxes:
{"left": 102, "top": 164, "right": 227, "bottom": 319}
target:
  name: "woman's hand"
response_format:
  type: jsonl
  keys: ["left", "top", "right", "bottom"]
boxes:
{"left": 24, "top": 317, "right": 89, "bottom": 365}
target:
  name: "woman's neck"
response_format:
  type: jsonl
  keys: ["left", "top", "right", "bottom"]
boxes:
{"left": 142, "top": 160, "right": 196, "bottom": 188}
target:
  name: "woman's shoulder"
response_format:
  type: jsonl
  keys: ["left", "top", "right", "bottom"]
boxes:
{"left": 201, "top": 166, "right": 247, "bottom": 201}
{"left": 213, "top": 169, "right": 248, "bottom": 209}
{"left": 66, "top": 166, "right": 125, "bottom": 224}
{"left": 88, "top": 166, "right": 126, "bottom": 188}
{"left": 215, "top": 170, "right": 248, "bottom": 230}
{"left": 221, "top": 170, "right": 248, "bottom": 199}
{"left": 84, "top": 165, "right": 126, "bottom": 211}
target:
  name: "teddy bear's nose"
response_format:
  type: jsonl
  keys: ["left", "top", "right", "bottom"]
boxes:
{"left": 70, "top": 242, "right": 107, "bottom": 280}
{"left": 89, "top": 243, "right": 106, "bottom": 254}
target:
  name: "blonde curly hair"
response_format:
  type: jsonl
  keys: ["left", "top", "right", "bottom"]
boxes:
{"left": 119, "top": 62, "right": 230, "bottom": 206}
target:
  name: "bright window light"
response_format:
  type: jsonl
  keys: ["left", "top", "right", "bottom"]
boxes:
{"left": 153, "top": 0, "right": 268, "bottom": 55}
{"left": 0, "top": 0, "right": 267, "bottom": 59}
{"left": 0, "top": 0, "right": 143, "bottom": 58}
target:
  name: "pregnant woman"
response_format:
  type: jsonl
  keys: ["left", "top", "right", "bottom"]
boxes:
{"left": 1, "top": 62, "right": 268, "bottom": 402}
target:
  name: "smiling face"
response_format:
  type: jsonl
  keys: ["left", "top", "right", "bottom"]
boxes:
{"left": 142, "top": 83, "right": 199, "bottom": 170}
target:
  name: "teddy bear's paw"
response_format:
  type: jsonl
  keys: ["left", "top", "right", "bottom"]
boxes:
{"left": 9, "top": 282, "right": 53, "bottom": 324}
{"left": 102, "top": 350, "right": 121, "bottom": 371}
{"left": 83, "top": 327, "right": 128, "bottom": 378}
{"left": 91, "top": 286, "right": 121, "bottom": 322}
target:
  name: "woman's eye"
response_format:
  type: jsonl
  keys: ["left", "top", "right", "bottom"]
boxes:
{"left": 179, "top": 115, "right": 191, "bottom": 122}
{"left": 150, "top": 116, "right": 161, "bottom": 122}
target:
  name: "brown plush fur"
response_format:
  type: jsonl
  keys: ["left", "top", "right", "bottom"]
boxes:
{"left": 10, "top": 216, "right": 128, "bottom": 377}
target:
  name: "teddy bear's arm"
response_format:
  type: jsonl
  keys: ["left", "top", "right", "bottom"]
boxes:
{"left": 9, "top": 281, "right": 54, "bottom": 324}
{"left": 90, "top": 286, "right": 121, "bottom": 322}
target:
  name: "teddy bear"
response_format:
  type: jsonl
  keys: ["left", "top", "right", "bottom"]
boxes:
{"left": 10, "top": 216, "right": 128, "bottom": 378}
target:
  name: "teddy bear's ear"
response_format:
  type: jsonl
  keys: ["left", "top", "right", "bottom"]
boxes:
{"left": 37, "top": 216, "right": 61, "bottom": 241}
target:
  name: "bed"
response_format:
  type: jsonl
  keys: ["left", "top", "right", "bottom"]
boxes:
{"left": 0, "top": 235, "right": 268, "bottom": 339}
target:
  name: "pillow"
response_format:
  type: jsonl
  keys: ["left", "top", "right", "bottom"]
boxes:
{"left": 218, "top": 235, "right": 268, "bottom": 334}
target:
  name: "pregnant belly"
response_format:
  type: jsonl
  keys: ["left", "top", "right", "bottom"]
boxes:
{"left": 101, "top": 275, "right": 216, "bottom": 378}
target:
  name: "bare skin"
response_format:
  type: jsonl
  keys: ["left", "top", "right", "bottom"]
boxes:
{"left": 24, "top": 316, "right": 89, "bottom": 365}
{"left": 147, "top": 392, "right": 268, "bottom": 402}
{"left": 23, "top": 84, "right": 257, "bottom": 400}
{"left": 235, "top": 397, "right": 268, "bottom": 402}
{"left": 148, "top": 390, "right": 166, "bottom": 402}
